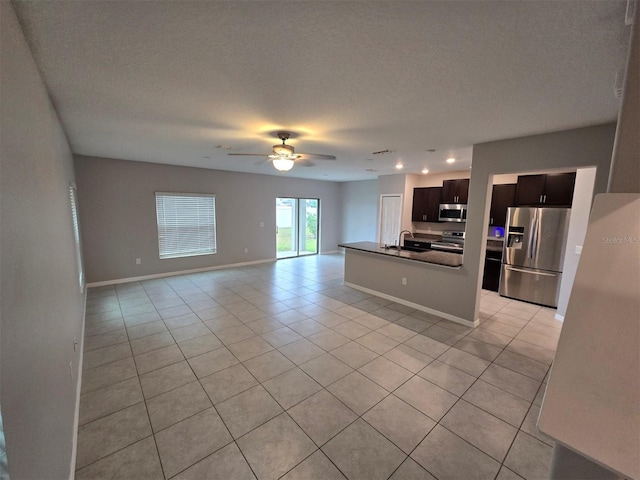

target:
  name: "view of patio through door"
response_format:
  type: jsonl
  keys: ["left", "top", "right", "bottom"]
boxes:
{"left": 276, "top": 197, "right": 319, "bottom": 259}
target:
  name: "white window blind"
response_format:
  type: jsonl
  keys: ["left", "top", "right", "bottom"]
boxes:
{"left": 69, "top": 184, "right": 84, "bottom": 293}
{"left": 155, "top": 193, "right": 217, "bottom": 259}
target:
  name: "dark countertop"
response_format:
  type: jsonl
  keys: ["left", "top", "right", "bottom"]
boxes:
{"left": 339, "top": 241, "right": 462, "bottom": 268}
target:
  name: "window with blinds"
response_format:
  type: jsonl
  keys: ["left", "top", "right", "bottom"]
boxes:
{"left": 69, "top": 184, "right": 84, "bottom": 293}
{"left": 155, "top": 193, "right": 217, "bottom": 259}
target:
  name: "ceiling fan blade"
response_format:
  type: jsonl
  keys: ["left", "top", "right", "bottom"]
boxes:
{"left": 227, "top": 153, "right": 268, "bottom": 157}
{"left": 297, "top": 159, "right": 316, "bottom": 167}
{"left": 297, "top": 153, "right": 336, "bottom": 160}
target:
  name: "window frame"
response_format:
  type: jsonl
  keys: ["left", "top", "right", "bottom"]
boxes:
{"left": 155, "top": 192, "right": 218, "bottom": 260}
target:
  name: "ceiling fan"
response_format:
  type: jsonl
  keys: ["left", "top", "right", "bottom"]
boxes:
{"left": 228, "top": 132, "right": 336, "bottom": 172}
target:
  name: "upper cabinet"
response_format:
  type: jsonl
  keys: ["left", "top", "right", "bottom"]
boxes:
{"left": 441, "top": 179, "right": 469, "bottom": 204}
{"left": 490, "top": 184, "right": 517, "bottom": 226}
{"left": 514, "top": 172, "right": 576, "bottom": 207}
{"left": 412, "top": 186, "right": 442, "bottom": 222}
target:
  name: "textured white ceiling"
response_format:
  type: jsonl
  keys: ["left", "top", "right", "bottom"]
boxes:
{"left": 14, "top": 1, "right": 631, "bottom": 181}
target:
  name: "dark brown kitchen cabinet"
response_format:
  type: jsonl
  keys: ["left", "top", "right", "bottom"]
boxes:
{"left": 514, "top": 172, "right": 576, "bottom": 207}
{"left": 441, "top": 179, "right": 469, "bottom": 204}
{"left": 490, "top": 184, "right": 516, "bottom": 226}
{"left": 543, "top": 173, "right": 577, "bottom": 205}
{"left": 411, "top": 187, "right": 442, "bottom": 222}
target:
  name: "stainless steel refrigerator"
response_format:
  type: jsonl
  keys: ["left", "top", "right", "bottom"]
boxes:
{"left": 499, "top": 207, "right": 571, "bottom": 308}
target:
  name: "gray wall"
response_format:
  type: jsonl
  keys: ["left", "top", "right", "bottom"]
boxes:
{"left": 75, "top": 156, "right": 342, "bottom": 283}
{"left": 608, "top": 6, "right": 639, "bottom": 194}
{"left": 557, "top": 167, "right": 597, "bottom": 318}
{"left": 339, "top": 180, "right": 378, "bottom": 243}
{"left": 0, "top": 2, "right": 85, "bottom": 478}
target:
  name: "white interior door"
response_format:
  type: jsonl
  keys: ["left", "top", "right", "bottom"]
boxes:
{"left": 379, "top": 194, "right": 402, "bottom": 246}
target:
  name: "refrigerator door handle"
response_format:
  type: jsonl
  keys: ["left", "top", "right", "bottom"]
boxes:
{"left": 531, "top": 215, "right": 539, "bottom": 259}
{"left": 505, "top": 266, "right": 556, "bottom": 277}
{"left": 527, "top": 212, "right": 537, "bottom": 259}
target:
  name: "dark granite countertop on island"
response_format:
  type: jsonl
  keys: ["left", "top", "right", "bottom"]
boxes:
{"left": 339, "top": 241, "right": 462, "bottom": 268}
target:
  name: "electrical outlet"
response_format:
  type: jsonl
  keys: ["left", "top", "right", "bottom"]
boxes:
{"left": 73, "top": 337, "right": 78, "bottom": 352}
{"left": 136, "top": 258, "right": 141, "bottom": 265}
{"left": 401, "top": 277, "right": 407, "bottom": 286}
{"left": 575, "top": 245, "right": 583, "bottom": 255}
{"left": 244, "top": 248, "right": 248, "bottom": 253}
{"left": 259, "top": 222, "right": 264, "bottom": 228}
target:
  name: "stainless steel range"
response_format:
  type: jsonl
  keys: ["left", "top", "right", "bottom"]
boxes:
{"left": 430, "top": 231, "right": 465, "bottom": 254}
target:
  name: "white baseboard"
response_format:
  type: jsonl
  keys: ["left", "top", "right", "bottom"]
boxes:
{"left": 344, "top": 281, "right": 479, "bottom": 328}
{"left": 321, "top": 250, "right": 340, "bottom": 255}
{"left": 69, "top": 293, "right": 87, "bottom": 479}
{"left": 86, "top": 258, "right": 277, "bottom": 287}
{"left": 554, "top": 313, "right": 565, "bottom": 322}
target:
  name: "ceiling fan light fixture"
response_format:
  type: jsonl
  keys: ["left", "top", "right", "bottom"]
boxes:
{"left": 273, "top": 143, "right": 295, "bottom": 156}
{"left": 272, "top": 158, "right": 295, "bottom": 172}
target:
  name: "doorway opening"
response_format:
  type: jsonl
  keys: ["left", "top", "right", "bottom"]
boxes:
{"left": 276, "top": 197, "right": 319, "bottom": 259}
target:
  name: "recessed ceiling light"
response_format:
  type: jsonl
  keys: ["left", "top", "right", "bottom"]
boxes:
{"left": 203, "top": 156, "right": 211, "bottom": 159}
{"left": 426, "top": 149, "right": 436, "bottom": 153}
{"left": 446, "top": 157, "right": 456, "bottom": 164}
{"left": 422, "top": 168, "right": 429, "bottom": 174}
{"left": 395, "top": 163, "right": 403, "bottom": 170}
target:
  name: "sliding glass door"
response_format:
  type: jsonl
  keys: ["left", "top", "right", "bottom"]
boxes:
{"left": 276, "top": 197, "right": 319, "bottom": 258}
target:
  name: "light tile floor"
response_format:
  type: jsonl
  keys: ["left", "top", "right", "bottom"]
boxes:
{"left": 77, "top": 254, "right": 562, "bottom": 480}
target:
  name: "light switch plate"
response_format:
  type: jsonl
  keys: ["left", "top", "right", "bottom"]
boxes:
{"left": 575, "top": 245, "right": 583, "bottom": 255}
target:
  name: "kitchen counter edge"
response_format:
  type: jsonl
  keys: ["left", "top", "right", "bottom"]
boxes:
{"left": 339, "top": 242, "right": 462, "bottom": 268}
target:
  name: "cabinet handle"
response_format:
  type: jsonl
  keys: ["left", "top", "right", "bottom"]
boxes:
{"left": 423, "top": 215, "right": 426, "bottom": 221}
{"left": 543, "top": 194, "right": 547, "bottom": 203}
{"left": 539, "top": 195, "right": 543, "bottom": 203}
{"left": 490, "top": 217, "right": 493, "bottom": 225}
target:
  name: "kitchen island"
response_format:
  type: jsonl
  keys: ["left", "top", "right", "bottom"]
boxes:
{"left": 339, "top": 241, "right": 462, "bottom": 268}
{"left": 340, "top": 242, "right": 478, "bottom": 327}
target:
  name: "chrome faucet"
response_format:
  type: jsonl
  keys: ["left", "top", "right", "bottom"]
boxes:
{"left": 398, "top": 230, "right": 413, "bottom": 247}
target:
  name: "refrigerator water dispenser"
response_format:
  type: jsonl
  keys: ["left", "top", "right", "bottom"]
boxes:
{"left": 507, "top": 226, "right": 525, "bottom": 249}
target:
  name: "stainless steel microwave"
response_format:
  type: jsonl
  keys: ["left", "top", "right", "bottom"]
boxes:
{"left": 438, "top": 204, "right": 467, "bottom": 222}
